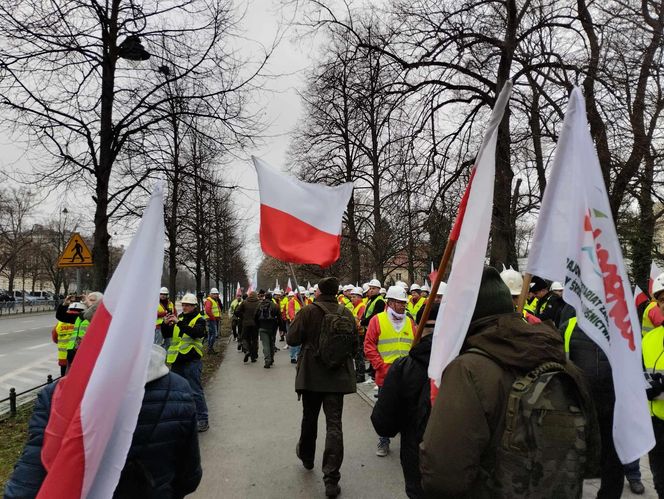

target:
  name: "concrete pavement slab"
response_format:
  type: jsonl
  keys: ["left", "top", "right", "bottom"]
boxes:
{"left": 192, "top": 340, "right": 405, "bottom": 498}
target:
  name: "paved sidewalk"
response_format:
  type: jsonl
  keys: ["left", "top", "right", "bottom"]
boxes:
{"left": 192, "top": 340, "right": 405, "bottom": 498}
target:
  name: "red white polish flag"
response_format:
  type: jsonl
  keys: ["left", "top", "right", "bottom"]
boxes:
{"left": 428, "top": 81, "right": 512, "bottom": 387}
{"left": 252, "top": 156, "right": 353, "bottom": 267}
{"left": 635, "top": 285, "right": 649, "bottom": 309}
{"left": 38, "top": 183, "right": 165, "bottom": 498}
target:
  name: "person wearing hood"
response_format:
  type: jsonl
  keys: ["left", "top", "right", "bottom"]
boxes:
{"left": 4, "top": 345, "right": 202, "bottom": 498}
{"left": 420, "top": 267, "right": 599, "bottom": 498}
{"left": 371, "top": 302, "right": 437, "bottom": 498}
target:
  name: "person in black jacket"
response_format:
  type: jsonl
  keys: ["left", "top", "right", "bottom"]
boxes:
{"left": 4, "top": 345, "right": 202, "bottom": 498}
{"left": 370, "top": 303, "right": 437, "bottom": 499}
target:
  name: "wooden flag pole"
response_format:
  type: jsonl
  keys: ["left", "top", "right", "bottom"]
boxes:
{"left": 516, "top": 272, "right": 532, "bottom": 314}
{"left": 412, "top": 237, "right": 458, "bottom": 345}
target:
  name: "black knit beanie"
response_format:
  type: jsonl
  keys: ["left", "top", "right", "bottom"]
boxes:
{"left": 471, "top": 267, "right": 515, "bottom": 322}
{"left": 318, "top": 277, "right": 340, "bottom": 296}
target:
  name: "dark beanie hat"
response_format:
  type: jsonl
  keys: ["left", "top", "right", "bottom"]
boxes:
{"left": 318, "top": 277, "right": 339, "bottom": 295}
{"left": 471, "top": 267, "right": 515, "bottom": 322}
{"left": 530, "top": 276, "right": 549, "bottom": 293}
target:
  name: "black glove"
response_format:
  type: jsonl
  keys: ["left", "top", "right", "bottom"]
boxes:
{"left": 647, "top": 373, "right": 664, "bottom": 401}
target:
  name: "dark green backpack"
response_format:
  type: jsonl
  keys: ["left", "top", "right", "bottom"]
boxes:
{"left": 469, "top": 350, "right": 590, "bottom": 499}
{"left": 313, "top": 302, "right": 356, "bottom": 369}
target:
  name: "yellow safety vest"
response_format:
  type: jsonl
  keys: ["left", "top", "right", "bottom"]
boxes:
{"left": 280, "top": 296, "right": 288, "bottom": 314}
{"left": 353, "top": 302, "right": 366, "bottom": 319}
{"left": 167, "top": 313, "right": 204, "bottom": 364}
{"left": 205, "top": 296, "right": 220, "bottom": 319}
{"left": 524, "top": 297, "right": 538, "bottom": 314}
{"left": 642, "top": 301, "right": 658, "bottom": 336}
{"left": 407, "top": 297, "right": 425, "bottom": 318}
{"left": 376, "top": 311, "right": 414, "bottom": 364}
{"left": 642, "top": 326, "right": 664, "bottom": 420}
{"left": 67, "top": 316, "right": 89, "bottom": 350}
{"left": 55, "top": 321, "right": 75, "bottom": 362}
{"left": 563, "top": 317, "right": 577, "bottom": 355}
{"left": 156, "top": 300, "right": 175, "bottom": 326}
{"left": 366, "top": 295, "right": 386, "bottom": 317}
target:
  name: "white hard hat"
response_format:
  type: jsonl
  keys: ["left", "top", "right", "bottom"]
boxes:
{"left": 181, "top": 293, "right": 198, "bottom": 305}
{"left": 68, "top": 302, "right": 87, "bottom": 311}
{"left": 298, "top": 286, "right": 306, "bottom": 293}
{"left": 160, "top": 287, "right": 169, "bottom": 294}
{"left": 499, "top": 267, "right": 523, "bottom": 296}
{"left": 362, "top": 283, "right": 370, "bottom": 293}
{"left": 380, "top": 287, "right": 386, "bottom": 294}
{"left": 368, "top": 279, "right": 381, "bottom": 288}
{"left": 338, "top": 285, "right": 343, "bottom": 291}
{"left": 409, "top": 283, "right": 421, "bottom": 292}
{"left": 273, "top": 288, "right": 282, "bottom": 294}
{"left": 308, "top": 287, "right": 315, "bottom": 294}
{"left": 288, "top": 291, "right": 295, "bottom": 297}
{"left": 343, "top": 284, "right": 354, "bottom": 292}
{"left": 437, "top": 282, "right": 447, "bottom": 295}
{"left": 385, "top": 285, "right": 408, "bottom": 302}
{"left": 210, "top": 288, "right": 219, "bottom": 295}
{"left": 550, "top": 281, "right": 564, "bottom": 291}
{"left": 421, "top": 283, "right": 430, "bottom": 292}
{"left": 654, "top": 273, "right": 664, "bottom": 297}
{"left": 395, "top": 281, "right": 409, "bottom": 291}
{"left": 304, "top": 290, "right": 310, "bottom": 297}
{"left": 351, "top": 287, "right": 363, "bottom": 296}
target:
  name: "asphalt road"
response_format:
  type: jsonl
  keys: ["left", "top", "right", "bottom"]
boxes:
{"left": 0, "top": 312, "right": 60, "bottom": 412}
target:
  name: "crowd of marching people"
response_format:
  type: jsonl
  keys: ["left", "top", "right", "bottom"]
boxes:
{"left": 10, "top": 265, "right": 664, "bottom": 498}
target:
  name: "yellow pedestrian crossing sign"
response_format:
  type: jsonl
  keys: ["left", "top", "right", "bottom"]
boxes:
{"left": 58, "top": 233, "right": 93, "bottom": 268}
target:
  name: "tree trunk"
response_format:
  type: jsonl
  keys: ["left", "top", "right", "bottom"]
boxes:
{"left": 632, "top": 153, "right": 655, "bottom": 291}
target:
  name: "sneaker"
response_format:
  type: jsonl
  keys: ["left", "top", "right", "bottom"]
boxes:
{"left": 264, "top": 363, "right": 271, "bottom": 369}
{"left": 296, "top": 443, "right": 314, "bottom": 470}
{"left": 244, "top": 353, "right": 250, "bottom": 363}
{"left": 290, "top": 358, "right": 297, "bottom": 364}
{"left": 251, "top": 358, "right": 257, "bottom": 363}
{"left": 237, "top": 344, "right": 242, "bottom": 351}
{"left": 629, "top": 480, "right": 645, "bottom": 495}
{"left": 325, "top": 483, "right": 341, "bottom": 498}
{"left": 376, "top": 441, "right": 389, "bottom": 457}
{"left": 197, "top": 421, "right": 209, "bottom": 433}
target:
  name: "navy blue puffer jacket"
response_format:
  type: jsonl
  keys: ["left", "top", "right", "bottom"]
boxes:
{"left": 4, "top": 371, "right": 201, "bottom": 498}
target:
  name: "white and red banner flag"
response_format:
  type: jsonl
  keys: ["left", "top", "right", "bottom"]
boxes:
{"left": 38, "top": 182, "right": 165, "bottom": 497}
{"left": 428, "top": 81, "right": 512, "bottom": 386}
{"left": 650, "top": 262, "right": 663, "bottom": 296}
{"left": 252, "top": 156, "right": 353, "bottom": 267}
{"left": 526, "top": 87, "right": 654, "bottom": 463}
{"left": 635, "top": 285, "right": 649, "bottom": 309}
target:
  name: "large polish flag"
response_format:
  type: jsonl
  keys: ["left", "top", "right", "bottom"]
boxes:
{"left": 526, "top": 87, "right": 654, "bottom": 463}
{"left": 38, "top": 183, "right": 165, "bottom": 498}
{"left": 252, "top": 156, "right": 353, "bottom": 267}
{"left": 428, "top": 81, "right": 512, "bottom": 386}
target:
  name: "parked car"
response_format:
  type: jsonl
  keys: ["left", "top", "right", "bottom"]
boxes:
{"left": 28, "top": 291, "right": 53, "bottom": 301}
{"left": 12, "top": 291, "right": 38, "bottom": 303}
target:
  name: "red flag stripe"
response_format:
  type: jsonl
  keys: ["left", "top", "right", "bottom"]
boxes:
{"left": 260, "top": 204, "right": 342, "bottom": 267}
{"left": 38, "top": 303, "right": 113, "bottom": 498}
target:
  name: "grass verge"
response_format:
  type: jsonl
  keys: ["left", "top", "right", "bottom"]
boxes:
{"left": 0, "top": 317, "right": 231, "bottom": 492}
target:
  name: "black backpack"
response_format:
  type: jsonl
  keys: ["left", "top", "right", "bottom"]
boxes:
{"left": 313, "top": 302, "right": 356, "bottom": 369}
{"left": 257, "top": 301, "right": 274, "bottom": 322}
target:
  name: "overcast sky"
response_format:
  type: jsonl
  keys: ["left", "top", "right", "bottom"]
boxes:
{"left": 0, "top": 0, "right": 316, "bottom": 280}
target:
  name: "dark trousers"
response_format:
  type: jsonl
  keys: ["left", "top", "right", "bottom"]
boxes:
{"left": 596, "top": 398, "right": 624, "bottom": 499}
{"left": 298, "top": 391, "right": 344, "bottom": 485}
{"left": 172, "top": 359, "right": 208, "bottom": 423}
{"left": 231, "top": 318, "right": 239, "bottom": 340}
{"left": 242, "top": 326, "right": 259, "bottom": 359}
{"left": 355, "top": 335, "right": 366, "bottom": 381}
{"left": 650, "top": 417, "right": 664, "bottom": 498}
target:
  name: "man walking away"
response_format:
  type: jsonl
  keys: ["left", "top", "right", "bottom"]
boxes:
{"left": 235, "top": 291, "right": 261, "bottom": 363}
{"left": 287, "top": 277, "right": 358, "bottom": 498}
{"left": 163, "top": 293, "right": 209, "bottom": 432}
{"left": 420, "top": 267, "right": 599, "bottom": 498}
{"left": 204, "top": 288, "right": 222, "bottom": 354}
{"left": 255, "top": 291, "right": 280, "bottom": 368}
{"left": 229, "top": 293, "right": 242, "bottom": 343}
{"left": 371, "top": 303, "right": 437, "bottom": 498}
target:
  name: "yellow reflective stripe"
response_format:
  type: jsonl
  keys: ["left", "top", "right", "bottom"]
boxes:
{"left": 377, "top": 337, "right": 413, "bottom": 346}
{"left": 206, "top": 297, "right": 220, "bottom": 318}
{"left": 375, "top": 312, "right": 414, "bottom": 364}
{"left": 167, "top": 313, "right": 204, "bottom": 363}
{"left": 563, "top": 317, "right": 577, "bottom": 354}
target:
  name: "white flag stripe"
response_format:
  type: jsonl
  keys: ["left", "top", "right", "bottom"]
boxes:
{"left": 428, "top": 81, "right": 513, "bottom": 384}
{"left": 526, "top": 88, "right": 654, "bottom": 463}
{"left": 81, "top": 182, "right": 165, "bottom": 497}
{"left": 253, "top": 156, "right": 353, "bottom": 235}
